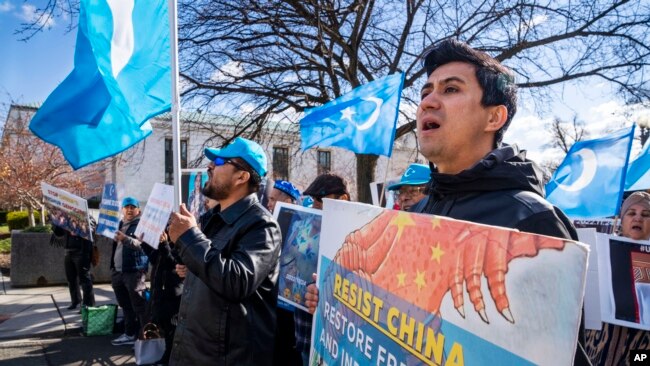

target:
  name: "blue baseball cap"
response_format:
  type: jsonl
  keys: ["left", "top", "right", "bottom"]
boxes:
{"left": 204, "top": 137, "right": 268, "bottom": 177}
{"left": 273, "top": 180, "right": 301, "bottom": 201}
{"left": 387, "top": 163, "right": 431, "bottom": 191}
{"left": 122, "top": 197, "right": 140, "bottom": 208}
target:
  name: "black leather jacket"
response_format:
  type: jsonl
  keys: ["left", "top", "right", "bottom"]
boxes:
{"left": 413, "top": 144, "right": 591, "bottom": 366}
{"left": 170, "top": 194, "right": 282, "bottom": 366}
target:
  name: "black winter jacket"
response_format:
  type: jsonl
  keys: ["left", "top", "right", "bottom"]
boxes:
{"left": 415, "top": 145, "right": 577, "bottom": 239}
{"left": 169, "top": 194, "right": 282, "bottom": 366}
{"left": 413, "top": 144, "right": 591, "bottom": 366}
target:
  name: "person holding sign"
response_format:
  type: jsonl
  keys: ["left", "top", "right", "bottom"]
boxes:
{"left": 297, "top": 173, "right": 350, "bottom": 366}
{"left": 585, "top": 191, "right": 650, "bottom": 365}
{"left": 306, "top": 39, "right": 590, "bottom": 365}
{"left": 51, "top": 217, "right": 96, "bottom": 310}
{"left": 167, "top": 137, "right": 282, "bottom": 366}
{"left": 110, "top": 197, "right": 150, "bottom": 347}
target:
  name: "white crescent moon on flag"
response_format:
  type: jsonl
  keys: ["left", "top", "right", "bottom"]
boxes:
{"left": 107, "top": 0, "right": 135, "bottom": 78}
{"left": 354, "top": 97, "right": 383, "bottom": 131}
{"left": 557, "top": 148, "right": 598, "bottom": 192}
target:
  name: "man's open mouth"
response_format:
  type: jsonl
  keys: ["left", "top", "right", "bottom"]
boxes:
{"left": 423, "top": 121, "right": 440, "bottom": 131}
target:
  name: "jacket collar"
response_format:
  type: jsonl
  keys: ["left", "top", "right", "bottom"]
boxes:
{"left": 216, "top": 193, "right": 259, "bottom": 225}
{"left": 122, "top": 213, "right": 141, "bottom": 226}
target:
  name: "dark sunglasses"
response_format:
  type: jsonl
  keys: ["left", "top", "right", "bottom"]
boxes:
{"left": 213, "top": 157, "right": 246, "bottom": 171}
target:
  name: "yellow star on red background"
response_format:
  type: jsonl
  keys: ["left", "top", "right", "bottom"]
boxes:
{"left": 414, "top": 270, "right": 426, "bottom": 291}
{"left": 430, "top": 242, "right": 445, "bottom": 263}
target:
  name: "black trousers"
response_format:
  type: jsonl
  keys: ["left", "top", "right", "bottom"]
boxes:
{"left": 111, "top": 271, "right": 147, "bottom": 337}
{"left": 64, "top": 251, "right": 95, "bottom": 306}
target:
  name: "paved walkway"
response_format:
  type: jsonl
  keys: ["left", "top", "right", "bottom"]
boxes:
{"left": 0, "top": 277, "right": 136, "bottom": 365}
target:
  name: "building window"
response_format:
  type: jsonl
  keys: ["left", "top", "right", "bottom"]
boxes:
{"left": 317, "top": 150, "right": 331, "bottom": 175}
{"left": 273, "top": 146, "right": 290, "bottom": 181}
{"left": 165, "top": 138, "right": 188, "bottom": 185}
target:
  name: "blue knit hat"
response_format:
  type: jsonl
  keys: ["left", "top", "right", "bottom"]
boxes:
{"left": 273, "top": 180, "right": 301, "bottom": 201}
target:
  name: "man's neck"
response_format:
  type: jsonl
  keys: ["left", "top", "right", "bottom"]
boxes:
{"left": 434, "top": 145, "right": 495, "bottom": 174}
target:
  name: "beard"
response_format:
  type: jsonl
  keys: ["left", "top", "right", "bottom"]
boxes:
{"left": 202, "top": 178, "right": 232, "bottom": 201}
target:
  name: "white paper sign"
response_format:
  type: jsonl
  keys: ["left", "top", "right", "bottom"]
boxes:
{"left": 135, "top": 183, "right": 174, "bottom": 249}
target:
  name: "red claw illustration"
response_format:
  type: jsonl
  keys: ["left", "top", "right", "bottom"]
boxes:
{"left": 331, "top": 210, "right": 566, "bottom": 323}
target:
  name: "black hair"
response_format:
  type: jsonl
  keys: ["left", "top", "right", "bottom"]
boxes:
{"left": 231, "top": 157, "right": 262, "bottom": 194}
{"left": 423, "top": 39, "right": 517, "bottom": 146}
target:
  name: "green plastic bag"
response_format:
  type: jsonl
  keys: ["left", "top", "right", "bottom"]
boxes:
{"left": 81, "top": 304, "right": 117, "bottom": 336}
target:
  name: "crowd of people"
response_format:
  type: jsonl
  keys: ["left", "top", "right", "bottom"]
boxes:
{"left": 47, "top": 39, "right": 649, "bottom": 366}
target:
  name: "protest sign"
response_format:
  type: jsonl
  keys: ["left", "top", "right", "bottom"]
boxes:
{"left": 597, "top": 234, "right": 650, "bottom": 330}
{"left": 41, "top": 182, "right": 93, "bottom": 242}
{"left": 370, "top": 177, "right": 399, "bottom": 208}
{"left": 135, "top": 183, "right": 174, "bottom": 249}
{"left": 310, "top": 200, "right": 589, "bottom": 366}
{"left": 182, "top": 169, "right": 209, "bottom": 220}
{"left": 576, "top": 228, "right": 602, "bottom": 330}
{"left": 274, "top": 202, "right": 322, "bottom": 311}
{"left": 96, "top": 183, "right": 124, "bottom": 238}
{"left": 573, "top": 219, "right": 617, "bottom": 235}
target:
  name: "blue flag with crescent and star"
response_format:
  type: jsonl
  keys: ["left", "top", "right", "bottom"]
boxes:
{"left": 625, "top": 138, "right": 650, "bottom": 191}
{"left": 546, "top": 126, "right": 635, "bottom": 219}
{"left": 29, "top": 0, "right": 171, "bottom": 169}
{"left": 300, "top": 73, "right": 405, "bottom": 157}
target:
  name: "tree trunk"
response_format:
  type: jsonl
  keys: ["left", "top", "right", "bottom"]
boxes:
{"left": 40, "top": 205, "right": 45, "bottom": 225}
{"left": 27, "top": 207, "right": 35, "bottom": 227}
{"left": 356, "top": 154, "right": 379, "bottom": 204}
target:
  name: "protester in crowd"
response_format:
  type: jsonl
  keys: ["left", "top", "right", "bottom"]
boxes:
{"left": 167, "top": 137, "right": 282, "bottom": 365}
{"left": 141, "top": 228, "right": 183, "bottom": 365}
{"left": 586, "top": 191, "right": 650, "bottom": 365}
{"left": 51, "top": 216, "right": 97, "bottom": 310}
{"left": 295, "top": 173, "right": 350, "bottom": 366}
{"left": 305, "top": 39, "right": 591, "bottom": 365}
{"left": 268, "top": 179, "right": 302, "bottom": 213}
{"left": 110, "top": 197, "right": 149, "bottom": 347}
{"left": 619, "top": 192, "right": 650, "bottom": 240}
{"left": 387, "top": 163, "right": 430, "bottom": 211}
{"left": 264, "top": 179, "right": 303, "bottom": 366}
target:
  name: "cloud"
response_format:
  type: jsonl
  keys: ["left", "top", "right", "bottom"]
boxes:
{"left": 210, "top": 61, "right": 244, "bottom": 83}
{"left": 0, "top": 1, "right": 13, "bottom": 12}
{"left": 19, "top": 4, "right": 55, "bottom": 29}
{"left": 506, "top": 114, "right": 556, "bottom": 163}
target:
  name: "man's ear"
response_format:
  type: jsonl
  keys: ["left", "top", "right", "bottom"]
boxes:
{"left": 484, "top": 105, "right": 508, "bottom": 132}
{"left": 234, "top": 170, "right": 251, "bottom": 187}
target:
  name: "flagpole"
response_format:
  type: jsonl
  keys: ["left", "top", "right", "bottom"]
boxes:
{"left": 379, "top": 157, "right": 392, "bottom": 208}
{"left": 168, "top": 0, "right": 182, "bottom": 209}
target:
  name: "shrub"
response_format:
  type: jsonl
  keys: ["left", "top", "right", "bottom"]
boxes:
{"left": 0, "top": 238, "right": 10, "bottom": 254}
{"left": 23, "top": 225, "right": 52, "bottom": 233}
{"left": 0, "top": 211, "right": 7, "bottom": 225}
{"left": 6, "top": 211, "right": 42, "bottom": 231}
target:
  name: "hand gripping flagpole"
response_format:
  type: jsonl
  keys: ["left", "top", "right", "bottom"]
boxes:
{"left": 169, "top": 0, "right": 182, "bottom": 209}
